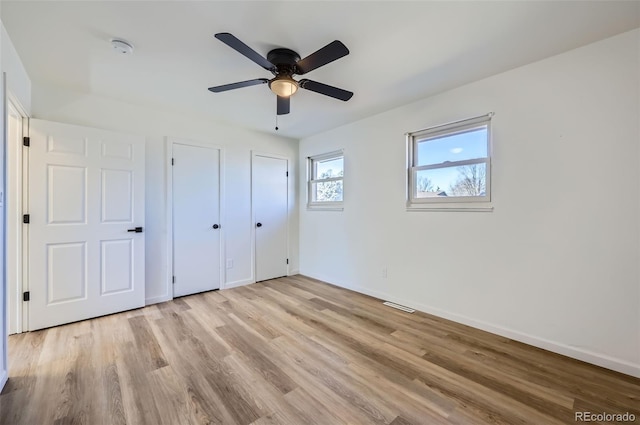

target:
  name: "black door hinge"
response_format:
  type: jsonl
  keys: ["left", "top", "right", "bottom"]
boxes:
{"left": 172, "top": 276, "right": 176, "bottom": 284}
{"left": 23, "top": 214, "right": 30, "bottom": 224}
{"left": 286, "top": 171, "right": 289, "bottom": 177}
{"left": 23, "top": 291, "right": 30, "bottom": 302}
{"left": 286, "top": 258, "right": 289, "bottom": 264}
{"left": 171, "top": 158, "right": 175, "bottom": 166}
{"left": 23, "top": 136, "right": 30, "bottom": 147}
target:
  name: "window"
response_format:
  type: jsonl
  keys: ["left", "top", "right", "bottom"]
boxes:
{"left": 308, "top": 150, "right": 344, "bottom": 209}
{"left": 407, "top": 114, "right": 492, "bottom": 209}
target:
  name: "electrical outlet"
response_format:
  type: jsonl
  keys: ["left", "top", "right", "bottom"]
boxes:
{"left": 382, "top": 267, "right": 387, "bottom": 278}
{"left": 226, "top": 259, "right": 233, "bottom": 269}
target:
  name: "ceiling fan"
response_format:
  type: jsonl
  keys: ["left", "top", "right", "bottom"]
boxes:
{"left": 208, "top": 33, "right": 353, "bottom": 115}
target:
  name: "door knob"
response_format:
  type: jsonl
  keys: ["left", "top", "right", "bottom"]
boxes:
{"left": 127, "top": 227, "right": 143, "bottom": 233}
{"left": 212, "top": 224, "right": 220, "bottom": 229}
{"left": 256, "top": 222, "right": 262, "bottom": 228}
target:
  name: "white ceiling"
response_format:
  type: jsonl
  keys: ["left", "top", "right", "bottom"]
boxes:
{"left": 2, "top": 1, "right": 639, "bottom": 139}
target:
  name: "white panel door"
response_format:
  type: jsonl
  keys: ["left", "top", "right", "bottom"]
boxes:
{"left": 253, "top": 155, "right": 288, "bottom": 282}
{"left": 172, "top": 143, "right": 221, "bottom": 297}
{"left": 28, "top": 119, "right": 145, "bottom": 331}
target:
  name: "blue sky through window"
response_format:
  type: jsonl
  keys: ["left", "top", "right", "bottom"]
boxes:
{"left": 416, "top": 127, "right": 487, "bottom": 192}
{"left": 316, "top": 157, "right": 343, "bottom": 178}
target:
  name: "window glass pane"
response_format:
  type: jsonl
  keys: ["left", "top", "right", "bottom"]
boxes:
{"left": 415, "top": 163, "right": 486, "bottom": 198}
{"left": 416, "top": 127, "right": 487, "bottom": 165}
{"left": 315, "top": 157, "right": 343, "bottom": 179}
{"left": 313, "top": 180, "right": 343, "bottom": 202}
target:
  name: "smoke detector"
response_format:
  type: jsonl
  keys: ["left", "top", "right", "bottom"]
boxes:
{"left": 110, "top": 39, "right": 134, "bottom": 54}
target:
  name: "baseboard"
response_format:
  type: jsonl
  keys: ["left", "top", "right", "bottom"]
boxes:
{"left": 145, "top": 294, "right": 172, "bottom": 306}
{"left": 302, "top": 273, "right": 640, "bottom": 379}
{"left": 223, "top": 278, "right": 254, "bottom": 290}
{"left": 288, "top": 269, "right": 300, "bottom": 276}
{"left": 0, "top": 369, "right": 7, "bottom": 392}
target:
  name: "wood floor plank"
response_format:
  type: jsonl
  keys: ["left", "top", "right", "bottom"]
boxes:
{"left": 116, "top": 341, "right": 164, "bottom": 425}
{"left": 308, "top": 296, "right": 397, "bottom": 335}
{"left": 264, "top": 340, "right": 387, "bottom": 425}
{"left": 102, "top": 362, "right": 127, "bottom": 425}
{"left": 282, "top": 387, "right": 349, "bottom": 425}
{"left": 149, "top": 322, "right": 236, "bottom": 425}
{"left": 0, "top": 330, "right": 47, "bottom": 424}
{"left": 224, "top": 353, "right": 306, "bottom": 425}
{"left": 269, "top": 335, "right": 396, "bottom": 425}
{"left": 34, "top": 326, "right": 80, "bottom": 425}
{"left": 319, "top": 308, "right": 427, "bottom": 358}
{"left": 2, "top": 275, "right": 639, "bottom": 425}
{"left": 390, "top": 416, "right": 414, "bottom": 425}
{"left": 152, "top": 314, "right": 261, "bottom": 424}
{"left": 346, "top": 361, "right": 453, "bottom": 424}
{"left": 128, "top": 315, "right": 168, "bottom": 371}
{"left": 215, "top": 324, "right": 298, "bottom": 395}
{"left": 146, "top": 366, "right": 195, "bottom": 425}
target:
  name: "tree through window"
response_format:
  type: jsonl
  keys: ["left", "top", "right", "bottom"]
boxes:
{"left": 308, "top": 150, "right": 344, "bottom": 209}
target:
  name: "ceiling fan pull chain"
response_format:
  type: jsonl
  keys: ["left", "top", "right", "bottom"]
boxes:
{"left": 275, "top": 113, "right": 279, "bottom": 131}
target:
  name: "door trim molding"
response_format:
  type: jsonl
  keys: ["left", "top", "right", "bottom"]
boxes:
{"left": 7, "top": 93, "right": 30, "bottom": 335}
{"left": 250, "top": 151, "right": 290, "bottom": 283}
{"left": 165, "top": 138, "right": 225, "bottom": 299}
{"left": 2, "top": 72, "right": 7, "bottom": 390}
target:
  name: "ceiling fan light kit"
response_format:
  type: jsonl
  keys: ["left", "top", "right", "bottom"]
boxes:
{"left": 269, "top": 75, "right": 298, "bottom": 97}
{"left": 208, "top": 32, "right": 353, "bottom": 116}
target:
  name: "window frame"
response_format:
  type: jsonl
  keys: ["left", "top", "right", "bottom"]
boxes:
{"left": 307, "top": 150, "right": 344, "bottom": 210}
{"left": 407, "top": 114, "right": 493, "bottom": 210}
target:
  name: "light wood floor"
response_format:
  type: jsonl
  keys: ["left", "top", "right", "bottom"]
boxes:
{"left": 1, "top": 275, "right": 639, "bottom": 425}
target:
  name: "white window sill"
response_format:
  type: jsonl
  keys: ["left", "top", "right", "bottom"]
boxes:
{"left": 307, "top": 204, "right": 344, "bottom": 212}
{"left": 406, "top": 204, "right": 493, "bottom": 212}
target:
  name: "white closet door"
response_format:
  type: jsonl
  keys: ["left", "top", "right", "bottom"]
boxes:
{"left": 253, "top": 155, "right": 288, "bottom": 282}
{"left": 172, "top": 143, "right": 221, "bottom": 297}
{"left": 28, "top": 119, "right": 145, "bottom": 330}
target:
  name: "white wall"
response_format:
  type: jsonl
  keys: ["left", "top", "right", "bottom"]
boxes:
{"left": 32, "top": 84, "right": 299, "bottom": 304}
{"left": 299, "top": 29, "right": 640, "bottom": 377}
{"left": 1, "top": 24, "right": 30, "bottom": 113}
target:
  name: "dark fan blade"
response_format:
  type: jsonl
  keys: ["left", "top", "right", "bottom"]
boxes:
{"left": 296, "top": 40, "right": 349, "bottom": 75}
{"left": 277, "top": 96, "right": 290, "bottom": 115}
{"left": 299, "top": 79, "right": 353, "bottom": 101}
{"left": 215, "top": 33, "right": 275, "bottom": 71}
{"left": 208, "top": 78, "right": 268, "bottom": 93}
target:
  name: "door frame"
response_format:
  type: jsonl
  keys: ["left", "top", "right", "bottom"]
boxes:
{"left": 1, "top": 72, "right": 7, "bottom": 391}
{"left": 6, "top": 92, "right": 29, "bottom": 334}
{"left": 250, "top": 151, "right": 290, "bottom": 282}
{"left": 166, "top": 138, "right": 225, "bottom": 297}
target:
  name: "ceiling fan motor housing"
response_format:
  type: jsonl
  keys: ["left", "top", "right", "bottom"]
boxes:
{"left": 267, "top": 48, "right": 301, "bottom": 75}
